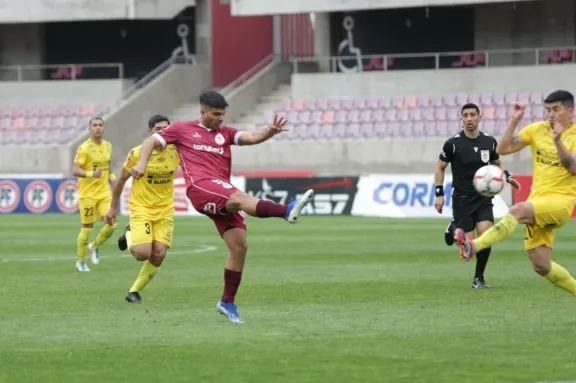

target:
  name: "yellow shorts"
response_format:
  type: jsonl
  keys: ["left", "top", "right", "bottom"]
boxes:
{"left": 524, "top": 196, "right": 574, "bottom": 250}
{"left": 130, "top": 212, "right": 174, "bottom": 248}
{"left": 78, "top": 197, "right": 111, "bottom": 225}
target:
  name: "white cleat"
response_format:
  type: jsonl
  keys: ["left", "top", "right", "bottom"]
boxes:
{"left": 286, "top": 189, "right": 315, "bottom": 224}
{"left": 88, "top": 242, "right": 100, "bottom": 264}
{"left": 76, "top": 261, "right": 90, "bottom": 272}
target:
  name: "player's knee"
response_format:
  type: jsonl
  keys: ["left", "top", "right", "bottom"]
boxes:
{"left": 532, "top": 263, "right": 551, "bottom": 276}
{"left": 509, "top": 202, "right": 534, "bottom": 223}
{"left": 131, "top": 249, "right": 150, "bottom": 261}
{"left": 226, "top": 190, "right": 249, "bottom": 211}
{"left": 230, "top": 239, "right": 248, "bottom": 256}
{"left": 152, "top": 247, "right": 167, "bottom": 260}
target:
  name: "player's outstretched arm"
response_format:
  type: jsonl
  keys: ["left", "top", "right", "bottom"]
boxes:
{"left": 238, "top": 115, "right": 288, "bottom": 146}
{"left": 552, "top": 122, "right": 576, "bottom": 175}
{"left": 497, "top": 104, "right": 528, "bottom": 155}
{"left": 131, "top": 136, "right": 163, "bottom": 179}
{"left": 491, "top": 159, "right": 521, "bottom": 192}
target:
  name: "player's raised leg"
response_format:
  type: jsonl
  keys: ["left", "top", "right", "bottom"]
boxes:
{"left": 454, "top": 201, "right": 532, "bottom": 260}
{"left": 225, "top": 188, "right": 314, "bottom": 224}
{"left": 88, "top": 197, "right": 117, "bottom": 264}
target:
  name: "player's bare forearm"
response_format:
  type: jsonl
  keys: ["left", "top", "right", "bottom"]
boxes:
{"left": 238, "top": 129, "right": 274, "bottom": 146}
{"left": 497, "top": 119, "right": 525, "bottom": 155}
{"left": 110, "top": 169, "right": 130, "bottom": 209}
{"left": 554, "top": 141, "right": 576, "bottom": 175}
{"left": 72, "top": 163, "right": 87, "bottom": 177}
{"left": 435, "top": 160, "right": 448, "bottom": 185}
{"left": 137, "top": 136, "right": 160, "bottom": 166}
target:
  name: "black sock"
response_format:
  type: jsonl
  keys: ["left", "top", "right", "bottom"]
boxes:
{"left": 475, "top": 247, "right": 491, "bottom": 280}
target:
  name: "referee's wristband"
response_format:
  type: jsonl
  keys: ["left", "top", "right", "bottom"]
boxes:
{"left": 85, "top": 171, "right": 93, "bottom": 178}
{"left": 504, "top": 170, "right": 512, "bottom": 181}
{"left": 435, "top": 185, "right": 444, "bottom": 197}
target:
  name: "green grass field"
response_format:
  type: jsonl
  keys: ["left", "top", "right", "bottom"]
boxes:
{"left": 1, "top": 214, "right": 576, "bottom": 383}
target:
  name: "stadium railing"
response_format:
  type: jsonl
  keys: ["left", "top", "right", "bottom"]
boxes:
{"left": 290, "top": 46, "right": 576, "bottom": 73}
{"left": 0, "top": 63, "right": 124, "bottom": 81}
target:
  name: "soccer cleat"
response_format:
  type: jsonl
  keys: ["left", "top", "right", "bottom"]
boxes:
{"left": 88, "top": 242, "right": 99, "bottom": 264}
{"left": 285, "top": 189, "right": 314, "bottom": 224}
{"left": 125, "top": 291, "right": 142, "bottom": 304}
{"left": 454, "top": 228, "right": 476, "bottom": 261}
{"left": 444, "top": 218, "right": 455, "bottom": 246}
{"left": 75, "top": 261, "right": 90, "bottom": 272}
{"left": 117, "top": 224, "right": 130, "bottom": 251}
{"left": 472, "top": 277, "right": 491, "bottom": 289}
{"left": 216, "top": 300, "right": 244, "bottom": 324}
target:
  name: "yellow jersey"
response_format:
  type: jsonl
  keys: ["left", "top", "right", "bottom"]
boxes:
{"left": 123, "top": 144, "right": 180, "bottom": 215}
{"left": 74, "top": 138, "right": 113, "bottom": 200}
{"left": 518, "top": 121, "right": 576, "bottom": 198}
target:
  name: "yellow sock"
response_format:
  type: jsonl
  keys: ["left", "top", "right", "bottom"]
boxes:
{"left": 545, "top": 262, "right": 576, "bottom": 296}
{"left": 92, "top": 224, "right": 117, "bottom": 249}
{"left": 129, "top": 260, "right": 160, "bottom": 293}
{"left": 76, "top": 228, "right": 93, "bottom": 262}
{"left": 474, "top": 214, "right": 519, "bottom": 251}
{"left": 126, "top": 231, "right": 133, "bottom": 249}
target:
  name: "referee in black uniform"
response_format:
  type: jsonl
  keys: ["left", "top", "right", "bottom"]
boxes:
{"left": 434, "top": 103, "right": 520, "bottom": 288}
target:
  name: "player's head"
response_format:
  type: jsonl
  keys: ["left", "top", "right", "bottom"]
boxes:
{"left": 88, "top": 117, "right": 104, "bottom": 139}
{"left": 199, "top": 91, "right": 229, "bottom": 130}
{"left": 147, "top": 114, "right": 170, "bottom": 135}
{"left": 461, "top": 103, "right": 481, "bottom": 132}
{"left": 544, "top": 90, "right": 574, "bottom": 127}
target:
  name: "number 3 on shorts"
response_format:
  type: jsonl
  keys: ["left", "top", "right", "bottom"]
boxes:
{"left": 212, "top": 179, "right": 233, "bottom": 189}
{"left": 145, "top": 223, "right": 151, "bottom": 235}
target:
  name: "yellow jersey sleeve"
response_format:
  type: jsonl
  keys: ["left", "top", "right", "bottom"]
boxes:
{"left": 518, "top": 122, "right": 538, "bottom": 146}
{"left": 74, "top": 145, "right": 87, "bottom": 167}
{"left": 123, "top": 146, "right": 141, "bottom": 172}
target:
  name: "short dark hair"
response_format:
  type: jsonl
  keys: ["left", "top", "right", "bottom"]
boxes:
{"left": 544, "top": 90, "right": 574, "bottom": 108}
{"left": 199, "top": 91, "right": 229, "bottom": 109}
{"left": 461, "top": 103, "right": 480, "bottom": 115}
{"left": 89, "top": 116, "right": 104, "bottom": 125}
{"left": 148, "top": 114, "right": 170, "bottom": 129}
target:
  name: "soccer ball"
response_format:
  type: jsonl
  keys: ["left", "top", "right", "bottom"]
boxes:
{"left": 473, "top": 165, "right": 505, "bottom": 197}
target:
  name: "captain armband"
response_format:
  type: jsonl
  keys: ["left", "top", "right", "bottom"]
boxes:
{"left": 435, "top": 185, "right": 444, "bottom": 197}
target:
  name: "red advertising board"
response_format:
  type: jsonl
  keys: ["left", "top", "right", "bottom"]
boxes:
{"left": 512, "top": 174, "right": 576, "bottom": 217}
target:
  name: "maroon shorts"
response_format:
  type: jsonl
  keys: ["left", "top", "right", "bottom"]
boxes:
{"left": 186, "top": 179, "right": 247, "bottom": 237}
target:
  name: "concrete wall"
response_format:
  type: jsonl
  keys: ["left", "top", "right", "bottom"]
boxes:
{"left": 292, "top": 64, "right": 576, "bottom": 99}
{"left": 0, "top": 80, "right": 125, "bottom": 105}
{"left": 0, "top": 65, "right": 210, "bottom": 174}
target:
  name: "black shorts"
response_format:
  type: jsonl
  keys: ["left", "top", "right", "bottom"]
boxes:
{"left": 452, "top": 195, "right": 494, "bottom": 233}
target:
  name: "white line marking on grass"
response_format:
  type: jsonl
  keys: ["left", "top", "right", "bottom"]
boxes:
{"left": 0, "top": 244, "right": 217, "bottom": 263}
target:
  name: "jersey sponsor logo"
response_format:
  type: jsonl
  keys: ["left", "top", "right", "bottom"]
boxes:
{"left": 214, "top": 133, "right": 226, "bottom": 146}
{"left": 0, "top": 180, "right": 21, "bottom": 213}
{"left": 373, "top": 181, "right": 453, "bottom": 207}
{"left": 56, "top": 180, "right": 79, "bottom": 213}
{"left": 480, "top": 150, "right": 490, "bottom": 163}
{"left": 203, "top": 202, "right": 217, "bottom": 214}
{"left": 24, "top": 180, "right": 53, "bottom": 213}
{"left": 193, "top": 144, "right": 225, "bottom": 155}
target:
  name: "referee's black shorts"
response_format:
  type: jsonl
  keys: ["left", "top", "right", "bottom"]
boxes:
{"left": 452, "top": 194, "right": 494, "bottom": 233}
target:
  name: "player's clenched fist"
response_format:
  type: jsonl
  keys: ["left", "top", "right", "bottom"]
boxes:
{"left": 93, "top": 169, "right": 102, "bottom": 179}
{"left": 131, "top": 163, "right": 146, "bottom": 179}
{"left": 104, "top": 207, "right": 118, "bottom": 226}
{"left": 552, "top": 121, "right": 564, "bottom": 142}
{"left": 434, "top": 196, "right": 444, "bottom": 214}
{"left": 510, "top": 103, "right": 525, "bottom": 122}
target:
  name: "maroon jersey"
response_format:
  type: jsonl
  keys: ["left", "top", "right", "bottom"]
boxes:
{"left": 153, "top": 120, "right": 242, "bottom": 189}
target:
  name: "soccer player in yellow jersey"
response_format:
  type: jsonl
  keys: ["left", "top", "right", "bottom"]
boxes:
{"left": 72, "top": 117, "right": 118, "bottom": 272}
{"left": 104, "top": 115, "right": 179, "bottom": 304}
{"left": 455, "top": 90, "right": 576, "bottom": 300}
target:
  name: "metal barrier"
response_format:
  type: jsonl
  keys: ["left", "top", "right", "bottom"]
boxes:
{"left": 0, "top": 63, "right": 124, "bottom": 81}
{"left": 291, "top": 46, "right": 576, "bottom": 73}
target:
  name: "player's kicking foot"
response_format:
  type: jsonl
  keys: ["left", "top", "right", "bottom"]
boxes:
{"left": 75, "top": 261, "right": 90, "bottom": 272}
{"left": 472, "top": 277, "right": 490, "bottom": 289}
{"left": 285, "top": 189, "right": 314, "bottom": 224}
{"left": 444, "top": 218, "right": 455, "bottom": 246}
{"left": 117, "top": 224, "right": 130, "bottom": 251}
{"left": 454, "top": 228, "right": 476, "bottom": 261}
{"left": 88, "top": 242, "right": 100, "bottom": 264}
{"left": 125, "top": 291, "right": 142, "bottom": 304}
{"left": 216, "top": 300, "right": 244, "bottom": 324}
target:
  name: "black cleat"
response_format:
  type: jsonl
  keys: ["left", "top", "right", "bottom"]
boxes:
{"left": 444, "top": 218, "right": 455, "bottom": 246}
{"left": 117, "top": 224, "right": 130, "bottom": 251}
{"left": 472, "top": 277, "right": 491, "bottom": 289}
{"left": 125, "top": 291, "right": 142, "bottom": 304}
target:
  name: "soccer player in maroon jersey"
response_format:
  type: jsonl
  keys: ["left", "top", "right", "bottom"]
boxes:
{"left": 130, "top": 91, "right": 314, "bottom": 323}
